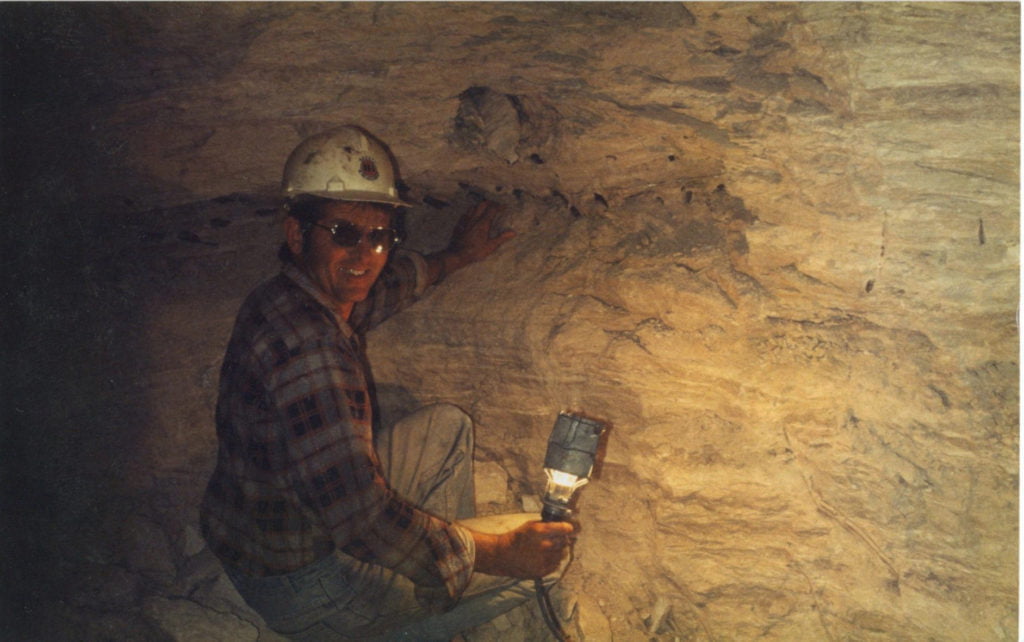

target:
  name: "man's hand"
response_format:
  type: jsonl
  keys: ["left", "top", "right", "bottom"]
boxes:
{"left": 427, "top": 200, "right": 516, "bottom": 283}
{"left": 449, "top": 200, "right": 516, "bottom": 264}
{"left": 471, "top": 520, "right": 575, "bottom": 579}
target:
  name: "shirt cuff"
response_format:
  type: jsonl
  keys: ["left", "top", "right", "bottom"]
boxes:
{"left": 413, "top": 523, "right": 477, "bottom": 613}
{"left": 397, "top": 250, "right": 430, "bottom": 297}
{"left": 453, "top": 522, "right": 477, "bottom": 575}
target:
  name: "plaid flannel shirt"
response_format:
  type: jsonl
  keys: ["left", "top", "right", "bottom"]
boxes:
{"left": 200, "top": 253, "right": 475, "bottom": 612}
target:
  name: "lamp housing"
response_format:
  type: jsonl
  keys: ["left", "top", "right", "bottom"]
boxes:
{"left": 541, "top": 412, "right": 606, "bottom": 522}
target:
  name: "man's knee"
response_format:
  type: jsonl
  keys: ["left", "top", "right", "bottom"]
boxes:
{"left": 400, "top": 402, "right": 474, "bottom": 448}
{"left": 426, "top": 402, "right": 473, "bottom": 431}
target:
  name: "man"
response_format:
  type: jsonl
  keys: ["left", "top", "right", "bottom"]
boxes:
{"left": 200, "top": 126, "right": 574, "bottom": 641}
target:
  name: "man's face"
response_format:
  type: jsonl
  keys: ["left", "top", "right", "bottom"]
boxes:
{"left": 292, "top": 201, "right": 393, "bottom": 314}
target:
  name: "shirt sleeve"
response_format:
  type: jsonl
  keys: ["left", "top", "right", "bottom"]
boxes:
{"left": 349, "top": 250, "right": 429, "bottom": 333}
{"left": 267, "top": 325, "right": 475, "bottom": 610}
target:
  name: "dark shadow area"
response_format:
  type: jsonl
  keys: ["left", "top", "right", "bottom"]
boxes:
{"left": 0, "top": 9, "right": 284, "bottom": 635}
{"left": 3, "top": 188, "right": 283, "bottom": 637}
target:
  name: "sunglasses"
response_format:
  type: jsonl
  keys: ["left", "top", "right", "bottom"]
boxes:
{"left": 310, "top": 220, "right": 399, "bottom": 254}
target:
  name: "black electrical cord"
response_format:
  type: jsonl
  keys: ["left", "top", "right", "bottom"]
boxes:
{"left": 535, "top": 578, "right": 571, "bottom": 642}
{"left": 534, "top": 541, "right": 576, "bottom": 642}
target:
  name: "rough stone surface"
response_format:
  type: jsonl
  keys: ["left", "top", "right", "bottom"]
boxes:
{"left": 3, "top": 3, "right": 1017, "bottom": 640}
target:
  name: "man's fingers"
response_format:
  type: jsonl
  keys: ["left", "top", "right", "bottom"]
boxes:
{"left": 541, "top": 536, "right": 567, "bottom": 550}
{"left": 454, "top": 201, "right": 508, "bottom": 245}
{"left": 469, "top": 200, "right": 495, "bottom": 223}
{"left": 538, "top": 526, "right": 574, "bottom": 557}
{"left": 490, "top": 229, "right": 517, "bottom": 247}
{"left": 546, "top": 521, "right": 575, "bottom": 535}
{"left": 482, "top": 200, "right": 504, "bottom": 219}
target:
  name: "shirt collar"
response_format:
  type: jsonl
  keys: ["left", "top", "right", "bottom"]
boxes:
{"left": 281, "top": 262, "right": 355, "bottom": 340}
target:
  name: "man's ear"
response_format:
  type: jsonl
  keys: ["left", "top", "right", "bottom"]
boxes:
{"left": 283, "top": 216, "right": 305, "bottom": 258}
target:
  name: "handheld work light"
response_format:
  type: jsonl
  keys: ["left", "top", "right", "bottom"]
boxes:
{"left": 540, "top": 412, "right": 606, "bottom": 522}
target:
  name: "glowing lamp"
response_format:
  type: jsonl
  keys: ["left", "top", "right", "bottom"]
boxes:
{"left": 540, "top": 412, "right": 606, "bottom": 522}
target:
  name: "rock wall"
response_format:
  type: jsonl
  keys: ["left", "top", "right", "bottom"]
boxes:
{"left": 3, "top": 3, "right": 1017, "bottom": 640}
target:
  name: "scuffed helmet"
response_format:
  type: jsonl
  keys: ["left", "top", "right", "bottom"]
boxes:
{"left": 281, "top": 125, "right": 413, "bottom": 207}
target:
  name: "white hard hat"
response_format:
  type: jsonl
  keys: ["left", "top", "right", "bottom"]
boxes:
{"left": 281, "top": 125, "right": 413, "bottom": 207}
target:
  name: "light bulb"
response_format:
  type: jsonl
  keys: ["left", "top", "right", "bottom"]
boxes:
{"left": 540, "top": 413, "right": 606, "bottom": 522}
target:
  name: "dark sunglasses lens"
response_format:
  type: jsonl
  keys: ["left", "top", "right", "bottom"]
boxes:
{"left": 330, "top": 221, "right": 362, "bottom": 247}
{"left": 327, "top": 221, "right": 396, "bottom": 252}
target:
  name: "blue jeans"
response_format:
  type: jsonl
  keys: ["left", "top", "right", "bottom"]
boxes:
{"left": 224, "top": 404, "right": 560, "bottom": 641}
